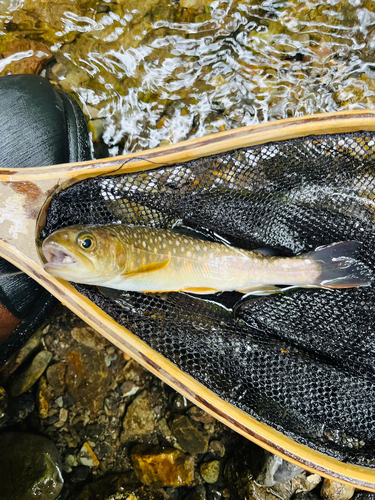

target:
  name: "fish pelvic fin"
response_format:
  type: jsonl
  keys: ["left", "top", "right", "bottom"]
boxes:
{"left": 122, "top": 259, "right": 170, "bottom": 278}
{"left": 306, "top": 241, "right": 372, "bottom": 289}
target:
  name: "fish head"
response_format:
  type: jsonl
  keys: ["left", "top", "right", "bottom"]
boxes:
{"left": 42, "top": 225, "right": 128, "bottom": 284}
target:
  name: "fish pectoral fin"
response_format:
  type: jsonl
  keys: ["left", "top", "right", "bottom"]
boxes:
{"left": 182, "top": 287, "right": 219, "bottom": 294}
{"left": 123, "top": 259, "right": 170, "bottom": 278}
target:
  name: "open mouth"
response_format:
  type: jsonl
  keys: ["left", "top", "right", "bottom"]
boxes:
{"left": 42, "top": 242, "right": 78, "bottom": 269}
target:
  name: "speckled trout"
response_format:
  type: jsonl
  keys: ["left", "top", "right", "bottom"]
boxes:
{"left": 42, "top": 224, "right": 372, "bottom": 294}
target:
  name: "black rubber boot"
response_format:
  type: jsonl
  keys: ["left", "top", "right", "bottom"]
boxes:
{"left": 0, "top": 74, "right": 92, "bottom": 365}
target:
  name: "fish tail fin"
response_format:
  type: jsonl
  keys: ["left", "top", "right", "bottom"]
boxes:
{"left": 307, "top": 241, "right": 372, "bottom": 289}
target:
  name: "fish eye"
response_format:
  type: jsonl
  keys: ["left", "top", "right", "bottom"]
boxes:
{"left": 77, "top": 233, "right": 96, "bottom": 251}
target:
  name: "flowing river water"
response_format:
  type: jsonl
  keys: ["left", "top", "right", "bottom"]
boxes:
{"left": 1, "top": 0, "right": 375, "bottom": 156}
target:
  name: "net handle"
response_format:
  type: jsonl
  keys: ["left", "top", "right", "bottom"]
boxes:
{"left": 1, "top": 110, "right": 375, "bottom": 489}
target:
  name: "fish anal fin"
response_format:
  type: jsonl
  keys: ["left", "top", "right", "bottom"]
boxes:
{"left": 182, "top": 287, "right": 219, "bottom": 294}
{"left": 123, "top": 259, "right": 170, "bottom": 278}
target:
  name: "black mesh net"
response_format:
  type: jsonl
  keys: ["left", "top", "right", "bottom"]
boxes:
{"left": 41, "top": 132, "right": 375, "bottom": 467}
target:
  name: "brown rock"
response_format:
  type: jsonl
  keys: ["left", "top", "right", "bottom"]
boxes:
{"left": 71, "top": 325, "right": 109, "bottom": 350}
{"left": 188, "top": 406, "right": 216, "bottom": 424}
{"left": 65, "top": 345, "right": 110, "bottom": 413}
{"left": 321, "top": 479, "right": 355, "bottom": 500}
{"left": 121, "top": 389, "right": 166, "bottom": 442}
{"left": 131, "top": 444, "right": 194, "bottom": 487}
{"left": 170, "top": 415, "right": 209, "bottom": 454}
{"left": 0, "top": 40, "right": 52, "bottom": 76}
{"left": 46, "top": 362, "right": 66, "bottom": 395}
{"left": 38, "top": 376, "right": 54, "bottom": 419}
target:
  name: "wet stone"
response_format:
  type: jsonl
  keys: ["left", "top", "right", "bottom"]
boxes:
{"left": 9, "top": 350, "right": 53, "bottom": 397}
{"left": 171, "top": 393, "right": 191, "bottom": 412}
{"left": 65, "top": 344, "right": 110, "bottom": 413}
{"left": 224, "top": 442, "right": 321, "bottom": 500}
{"left": 209, "top": 440, "right": 225, "bottom": 458}
{"left": 46, "top": 362, "right": 66, "bottom": 395}
{"left": 321, "top": 479, "right": 355, "bottom": 500}
{"left": 78, "top": 442, "right": 100, "bottom": 469}
{"left": 201, "top": 460, "right": 220, "bottom": 484}
{"left": 0, "top": 385, "right": 8, "bottom": 418}
{"left": 170, "top": 414, "right": 209, "bottom": 454}
{"left": 38, "top": 375, "right": 54, "bottom": 419}
{"left": 0, "top": 432, "right": 63, "bottom": 500}
{"left": 293, "top": 492, "right": 321, "bottom": 500}
{"left": 121, "top": 389, "right": 166, "bottom": 442}
{"left": 185, "top": 485, "right": 207, "bottom": 500}
{"left": 0, "top": 39, "right": 52, "bottom": 75}
{"left": 71, "top": 325, "right": 109, "bottom": 350}
{"left": 188, "top": 406, "right": 216, "bottom": 424}
{"left": 228, "top": 440, "right": 303, "bottom": 487}
{"left": 0, "top": 327, "right": 43, "bottom": 384}
{"left": 73, "top": 471, "right": 166, "bottom": 500}
{"left": 0, "top": 392, "right": 35, "bottom": 429}
{"left": 131, "top": 444, "right": 194, "bottom": 487}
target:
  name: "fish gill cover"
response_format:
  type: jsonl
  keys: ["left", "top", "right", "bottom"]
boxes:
{"left": 42, "top": 131, "right": 375, "bottom": 466}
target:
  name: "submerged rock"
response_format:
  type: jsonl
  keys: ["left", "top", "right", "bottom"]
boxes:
{"left": 121, "top": 389, "right": 167, "bottom": 442}
{"left": 74, "top": 471, "right": 166, "bottom": 500}
{"left": 224, "top": 442, "right": 321, "bottom": 500}
{"left": 201, "top": 460, "right": 220, "bottom": 484}
{"left": 46, "top": 362, "right": 66, "bottom": 395}
{"left": 321, "top": 479, "right": 355, "bottom": 500}
{"left": 0, "top": 385, "right": 8, "bottom": 418}
{"left": 131, "top": 444, "right": 195, "bottom": 487}
{"left": 9, "top": 350, "right": 53, "bottom": 397}
{"left": 0, "top": 40, "right": 52, "bottom": 76}
{"left": 0, "top": 432, "right": 63, "bottom": 500}
{"left": 65, "top": 344, "right": 110, "bottom": 413}
{"left": 170, "top": 415, "right": 209, "bottom": 454}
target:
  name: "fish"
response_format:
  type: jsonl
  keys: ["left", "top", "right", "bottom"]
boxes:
{"left": 42, "top": 224, "right": 372, "bottom": 294}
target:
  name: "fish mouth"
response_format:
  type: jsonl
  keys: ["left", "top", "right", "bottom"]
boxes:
{"left": 42, "top": 242, "right": 78, "bottom": 270}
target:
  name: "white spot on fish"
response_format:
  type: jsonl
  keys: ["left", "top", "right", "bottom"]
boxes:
{"left": 176, "top": 241, "right": 180, "bottom": 246}
{"left": 204, "top": 246, "right": 208, "bottom": 251}
{"left": 181, "top": 247, "right": 185, "bottom": 252}
{"left": 305, "top": 259, "right": 312, "bottom": 264}
{"left": 187, "top": 251, "right": 192, "bottom": 257}
{"left": 282, "top": 263, "right": 291, "bottom": 269}
{"left": 163, "top": 243, "right": 166, "bottom": 249}
{"left": 142, "top": 241, "right": 146, "bottom": 248}
{"left": 196, "top": 245, "right": 201, "bottom": 251}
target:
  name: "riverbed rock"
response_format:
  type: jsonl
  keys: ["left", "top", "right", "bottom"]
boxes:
{"left": 46, "top": 362, "right": 66, "bottom": 395}
{"left": 131, "top": 444, "right": 195, "bottom": 487}
{"left": 185, "top": 485, "right": 207, "bottom": 500}
{"left": 38, "top": 375, "right": 54, "bottom": 419}
{"left": 0, "top": 432, "right": 63, "bottom": 500}
{"left": 170, "top": 414, "right": 209, "bottom": 454}
{"left": 0, "top": 40, "right": 52, "bottom": 76}
{"left": 71, "top": 325, "right": 109, "bottom": 350}
{"left": 201, "top": 460, "right": 220, "bottom": 483}
{"left": 0, "top": 385, "right": 8, "bottom": 418}
{"left": 74, "top": 471, "right": 166, "bottom": 500}
{"left": 224, "top": 442, "right": 321, "bottom": 500}
{"left": 9, "top": 350, "right": 53, "bottom": 397}
{"left": 121, "top": 389, "right": 166, "bottom": 442}
{"left": 78, "top": 442, "right": 100, "bottom": 469}
{"left": 320, "top": 479, "right": 355, "bottom": 500}
{"left": 65, "top": 344, "right": 110, "bottom": 413}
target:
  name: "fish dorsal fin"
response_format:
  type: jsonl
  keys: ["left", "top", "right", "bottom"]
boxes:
{"left": 123, "top": 259, "right": 170, "bottom": 278}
